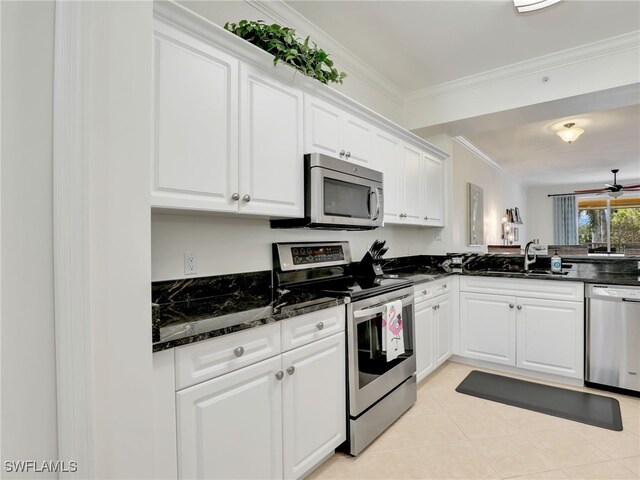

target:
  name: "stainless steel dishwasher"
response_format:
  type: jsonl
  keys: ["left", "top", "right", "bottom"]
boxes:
{"left": 585, "top": 284, "right": 640, "bottom": 396}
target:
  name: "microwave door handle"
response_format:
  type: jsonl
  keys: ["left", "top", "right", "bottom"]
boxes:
{"left": 370, "top": 189, "right": 380, "bottom": 221}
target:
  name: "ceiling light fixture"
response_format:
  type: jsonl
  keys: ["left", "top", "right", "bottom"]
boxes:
{"left": 556, "top": 122, "right": 584, "bottom": 144}
{"left": 513, "top": 0, "right": 562, "bottom": 13}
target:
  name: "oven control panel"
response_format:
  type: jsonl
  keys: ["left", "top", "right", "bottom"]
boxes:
{"left": 275, "top": 241, "right": 352, "bottom": 271}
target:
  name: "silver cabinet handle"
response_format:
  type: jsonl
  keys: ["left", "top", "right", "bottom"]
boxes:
{"left": 509, "top": 303, "right": 514, "bottom": 309}
{"left": 243, "top": 194, "right": 251, "bottom": 202}
{"left": 231, "top": 193, "right": 240, "bottom": 201}
{"left": 316, "top": 322, "right": 324, "bottom": 330}
{"left": 287, "top": 366, "right": 295, "bottom": 376}
{"left": 345, "top": 151, "right": 351, "bottom": 158}
{"left": 443, "top": 284, "right": 447, "bottom": 289}
{"left": 436, "top": 304, "right": 440, "bottom": 310}
{"left": 517, "top": 305, "right": 522, "bottom": 310}
{"left": 234, "top": 346, "right": 245, "bottom": 357}
{"left": 339, "top": 150, "right": 346, "bottom": 157}
{"left": 275, "top": 371, "right": 284, "bottom": 381}
{"left": 432, "top": 305, "right": 437, "bottom": 311}
{"left": 424, "top": 216, "right": 429, "bottom": 220}
{"left": 399, "top": 213, "right": 406, "bottom": 218}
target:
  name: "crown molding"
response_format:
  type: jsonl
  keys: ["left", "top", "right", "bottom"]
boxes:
{"left": 247, "top": 0, "right": 404, "bottom": 106}
{"left": 452, "top": 136, "right": 510, "bottom": 176}
{"left": 405, "top": 30, "right": 640, "bottom": 104}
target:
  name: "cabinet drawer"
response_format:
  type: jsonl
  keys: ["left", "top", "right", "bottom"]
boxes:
{"left": 415, "top": 278, "right": 451, "bottom": 303}
{"left": 281, "top": 306, "right": 345, "bottom": 353}
{"left": 460, "top": 276, "right": 583, "bottom": 302}
{"left": 175, "top": 322, "right": 281, "bottom": 390}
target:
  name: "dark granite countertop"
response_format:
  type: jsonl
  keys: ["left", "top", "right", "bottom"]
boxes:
{"left": 152, "top": 271, "right": 347, "bottom": 352}
{"left": 151, "top": 255, "right": 639, "bottom": 352}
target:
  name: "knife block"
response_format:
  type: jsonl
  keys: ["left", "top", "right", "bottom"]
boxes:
{"left": 354, "top": 252, "right": 384, "bottom": 278}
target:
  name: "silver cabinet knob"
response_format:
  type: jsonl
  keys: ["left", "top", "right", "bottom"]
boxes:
{"left": 316, "top": 322, "right": 324, "bottom": 330}
{"left": 443, "top": 284, "right": 447, "bottom": 289}
{"left": 436, "top": 304, "right": 440, "bottom": 310}
{"left": 517, "top": 305, "right": 522, "bottom": 310}
{"left": 231, "top": 193, "right": 240, "bottom": 201}
{"left": 432, "top": 305, "right": 437, "bottom": 311}
{"left": 424, "top": 216, "right": 429, "bottom": 220}
{"left": 287, "top": 366, "right": 295, "bottom": 376}
{"left": 345, "top": 151, "right": 351, "bottom": 158}
{"left": 509, "top": 303, "right": 514, "bottom": 309}
{"left": 422, "top": 289, "right": 427, "bottom": 295}
{"left": 339, "top": 150, "right": 346, "bottom": 157}
{"left": 242, "top": 194, "right": 251, "bottom": 202}
{"left": 275, "top": 371, "right": 284, "bottom": 381}
{"left": 234, "top": 346, "right": 245, "bottom": 357}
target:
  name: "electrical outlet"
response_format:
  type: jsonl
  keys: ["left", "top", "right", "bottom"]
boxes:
{"left": 435, "top": 230, "right": 443, "bottom": 241}
{"left": 637, "top": 261, "right": 640, "bottom": 270}
{"left": 184, "top": 252, "right": 197, "bottom": 275}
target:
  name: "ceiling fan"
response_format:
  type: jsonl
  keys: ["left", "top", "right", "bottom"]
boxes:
{"left": 549, "top": 169, "right": 640, "bottom": 198}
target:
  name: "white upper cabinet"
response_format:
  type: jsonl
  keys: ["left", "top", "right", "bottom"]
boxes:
{"left": 153, "top": 22, "right": 239, "bottom": 212}
{"left": 239, "top": 64, "right": 304, "bottom": 218}
{"left": 374, "top": 130, "right": 403, "bottom": 223}
{"left": 423, "top": 154, "right": 444, "bottom": 227}
{"left": 304, "top": 95, "right": 374, "bottom": 166}
{"left": 152, "top": 21, "right": 303, "bottom": 218}
{"left": 402, "top": 143, "right": 423, "bottom": 224}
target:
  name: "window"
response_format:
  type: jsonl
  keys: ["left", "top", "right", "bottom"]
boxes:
{"left": 577, "top": 197, "right": 640, "bottom": 254}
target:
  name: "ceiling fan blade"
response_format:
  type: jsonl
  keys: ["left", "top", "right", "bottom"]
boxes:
{"left": 622, "top": 184, "right": 640, "bottom": 189}
{"left": 574, "top": 188, "right": 608, "bottom": 193}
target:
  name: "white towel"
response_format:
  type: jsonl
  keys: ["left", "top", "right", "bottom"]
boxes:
{"left": 383, "top": 300, "right": 405, "bottom": 361}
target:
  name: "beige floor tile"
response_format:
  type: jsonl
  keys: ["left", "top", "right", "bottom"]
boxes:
{"left": 416, "top": 441, "right": 498, "bottom": 479}
{"left": 562, "top": 460, "right": 639, "bottom": 479}
{"left": 405, "top": 389, "right": 446, "bottom": 417}
{"left": 571, "top": 423, "right": 640, "bottom": 459}
{"left": 618, "top": 456, "right": 640, "bottom": 476}
{"left": 623, "top": 413, "right": 640, "bottom": 436}
{"left": 355, "top": 448, "right": 432, "bottom": 479}
{"left": 307, "top": 453, "right": 361, "bottom": 480}
{"left": 402, "top": 412, "right": 467, "bottom": 447}
{"left": 526, "top": 427, "right": 611, "bottom": 468}
{"left": 448, "top": 406, "right": 517, "bottom": 439}
{"left": 429, "top": 386, "right": 494, "bottom": 414}
{"left": 472, "top": 434, "right": 556, "bottom": 478}
{"left": 511, "top": 470, "right": 570, "bottom": 479}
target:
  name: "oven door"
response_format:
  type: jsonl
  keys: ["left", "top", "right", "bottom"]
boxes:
{"left": 309, "top": 166, "right": 383, "bottom": 228}
{"left": 347, "top": 287, "right": 415, "bottom": 417}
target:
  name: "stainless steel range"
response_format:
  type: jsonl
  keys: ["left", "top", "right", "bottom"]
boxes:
{"left": 273, "top": 241, "right": 417, "bottom": 455}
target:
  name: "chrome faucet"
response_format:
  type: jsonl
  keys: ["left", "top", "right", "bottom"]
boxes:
{"left": 524, "top": 239, "right": 540, "bottom": 271}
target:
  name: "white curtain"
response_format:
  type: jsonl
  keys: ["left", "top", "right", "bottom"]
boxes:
{"left": 552, "top": 195, "right": 578, "bottom": 244}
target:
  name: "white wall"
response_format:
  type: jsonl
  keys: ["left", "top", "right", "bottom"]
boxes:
{"left": 450, "top": 141, "right": 527, "bottom": 253}
{"left": 84, "top": 2, "right": 155, "bottom": 477}
{"left": 152, "top": 214, "right": 448, "bottom": 280}
{"left": 1, "top": 1, "right": 58, "bottom": 475}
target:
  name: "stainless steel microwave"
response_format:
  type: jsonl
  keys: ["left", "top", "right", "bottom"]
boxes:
{"left": 271, "top": 153, "right": 384, "bottom": 230}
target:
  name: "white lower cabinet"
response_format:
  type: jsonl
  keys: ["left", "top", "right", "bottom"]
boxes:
{"left": 175, "top": 307, "right": 346, "bottom": 479}
{"left": 177, "top": 356, "right": 284, "bottom": 479}
{"left": 458, "top": 277, "right": 584, "bottom": 379}
{"left": 415, "top": 280, "right": 452, "bottom": 381}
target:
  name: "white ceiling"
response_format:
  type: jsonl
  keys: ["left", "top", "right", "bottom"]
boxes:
{"left": 284, "top": 0, "right": 640, "bottom": 187}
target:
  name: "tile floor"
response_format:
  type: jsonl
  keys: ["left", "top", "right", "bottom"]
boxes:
{"left": 309, "top": 361, "right": 640, "bottom": 480}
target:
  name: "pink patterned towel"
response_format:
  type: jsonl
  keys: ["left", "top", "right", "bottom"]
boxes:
{"left": 382, "top": 300, "right": 404, "bottom": 361}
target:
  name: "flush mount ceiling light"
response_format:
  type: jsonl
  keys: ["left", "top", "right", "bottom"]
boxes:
{"left": 513, "top": 0, "right": 562, "bottom": 13}
{"left": 556, "top": 122, "right": 585, "bottom": 144}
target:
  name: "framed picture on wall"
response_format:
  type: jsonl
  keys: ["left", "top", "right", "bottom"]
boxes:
{"left": 468, "top": 183, "right": 484, "bottom": 246}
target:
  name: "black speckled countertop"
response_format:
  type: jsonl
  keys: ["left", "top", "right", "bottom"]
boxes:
{"left": 151, "top": 254, "right": 639, "bottom": 352}
{"left": 152, "top": 270, "right": 346, "bottom": 352}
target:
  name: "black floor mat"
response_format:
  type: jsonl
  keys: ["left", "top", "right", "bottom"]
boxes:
{"left": 456, "top": 370, "right": 623, "bottom": 431}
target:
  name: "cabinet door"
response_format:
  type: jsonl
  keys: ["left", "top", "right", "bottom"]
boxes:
{"left": 516, "top": 298, "right": 584, "bottom": 378}
{"left": 423, "top": 154, "right": 444, "bottom": 226}
{"left": 176, "top": 356, "right": 282, "bottom": 479}
{"left": 281, "top": 333, "right": 346, "bottom": 480}
{"left": 415, "top": 299, "right": 436, "bottom": 382}
{"left": 402, "top": 143, "right": 423, "bottom": 224}
{"left": 304, "top": 95, "right": 342, "bottom": 158}
{"left": 153, "top": 23, "right": 238, "bottom": 211}
{"left": 459, "top": 292, "right": 516, "bottom": 366}
{"left": 342, "top": 113, "right": 374, "bottom": 166}
{"left": 239, "top": 65, "right": 304, "bottom": 218}
{"left": 435, "top": 294, "right": 452, "bottom": 366}
{"left": 374, "top": 130, "right": 403, "bottom": 224}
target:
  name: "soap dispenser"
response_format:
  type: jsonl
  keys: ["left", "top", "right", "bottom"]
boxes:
{"left": 551, "top": 250, "right": 562, "bottom": 273}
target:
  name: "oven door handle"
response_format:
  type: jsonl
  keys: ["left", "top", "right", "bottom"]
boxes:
{"left": 354, "top": 304, "right": 388, "bottom": 318}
